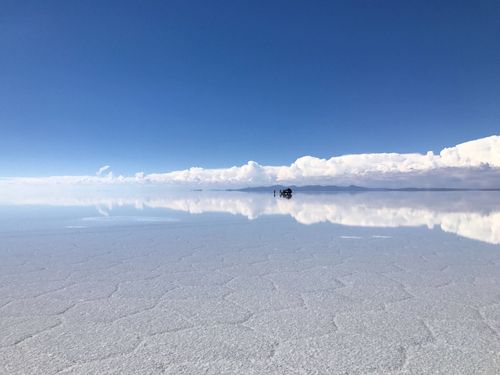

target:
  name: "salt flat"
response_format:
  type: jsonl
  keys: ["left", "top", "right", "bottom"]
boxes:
{"left": 0, "top": 192, "right": 500, "bottom": 374}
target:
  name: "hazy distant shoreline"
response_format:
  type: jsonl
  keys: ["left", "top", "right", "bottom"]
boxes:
{"left": 229, "top": 185, "right": 500, "bottom": 193}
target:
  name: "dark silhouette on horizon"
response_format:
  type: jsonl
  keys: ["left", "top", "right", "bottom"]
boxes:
{"left": 279, "top": 188, "right": 293, "bottom": 199}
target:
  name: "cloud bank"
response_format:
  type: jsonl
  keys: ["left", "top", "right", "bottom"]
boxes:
{"left": 2, "top": 135, "right": 500, "bottom": 188}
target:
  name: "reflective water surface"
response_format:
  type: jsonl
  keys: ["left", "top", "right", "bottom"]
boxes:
{"left": 0, "top": 189, "right": 499, "bottom": 374}
{"left": 1, "top": 189, "right": 499, "bottom": 244}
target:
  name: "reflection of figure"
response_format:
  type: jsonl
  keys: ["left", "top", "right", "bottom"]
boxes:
{"left": 279, "top": 188, "right": 293, "bottom": 199}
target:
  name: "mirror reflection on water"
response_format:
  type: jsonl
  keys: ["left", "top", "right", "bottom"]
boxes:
{"left": 1, "top": 189, "right": 499, "bottom": 245}
{"left": 1, "top": 188, "right": 499, "bottom": 373}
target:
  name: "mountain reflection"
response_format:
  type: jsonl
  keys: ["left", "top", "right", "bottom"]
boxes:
{"left": 1, "top": 189, "right": 499, "bottom": 244}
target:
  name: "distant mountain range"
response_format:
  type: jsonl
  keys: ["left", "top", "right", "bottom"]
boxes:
{"left": 229, "top": 185, "right": 500, "bottom": 192}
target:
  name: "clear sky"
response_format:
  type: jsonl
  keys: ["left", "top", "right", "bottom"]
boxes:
{"left": 1, "top": 0, "right": 499, "bottom": 176}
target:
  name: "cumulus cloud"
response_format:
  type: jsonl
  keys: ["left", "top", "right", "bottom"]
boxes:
{"left": 133, "top": 135, "right": 500, "bottom": 188}
{"left": 1, "top": 135, "right": 500, "bottom": 188}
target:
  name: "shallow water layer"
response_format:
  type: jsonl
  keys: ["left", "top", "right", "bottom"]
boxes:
{"left": 0, "top": 191, "right": 499, "bottom": 374}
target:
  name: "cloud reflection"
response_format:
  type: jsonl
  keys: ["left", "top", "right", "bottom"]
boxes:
{"left": 153, "top": 192, "right": 500, "bottom": 244}
{"left": 1, "top": 189, "right": 499, "bottom": 244}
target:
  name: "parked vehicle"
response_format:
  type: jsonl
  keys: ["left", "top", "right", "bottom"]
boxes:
{"left": 279, "top": 188, "right": 293, "bottom": 199}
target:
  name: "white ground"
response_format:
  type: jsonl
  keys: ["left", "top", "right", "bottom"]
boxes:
{"left": 1, "top": 217, "right": 500, "bottom": 374}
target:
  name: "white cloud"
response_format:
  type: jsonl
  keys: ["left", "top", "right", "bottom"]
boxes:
{"left": 1, "top": 135, "right": 499, "bottom": 188}
{"left": 134, "top": 135, "right": 500, "bottom": 188}
{"left": 96, "top": 165, "right": 111, "bottom": 176}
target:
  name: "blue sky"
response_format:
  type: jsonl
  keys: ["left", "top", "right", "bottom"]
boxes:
{"left": 1, "top": 0, "right": 499, "bottom": 176}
